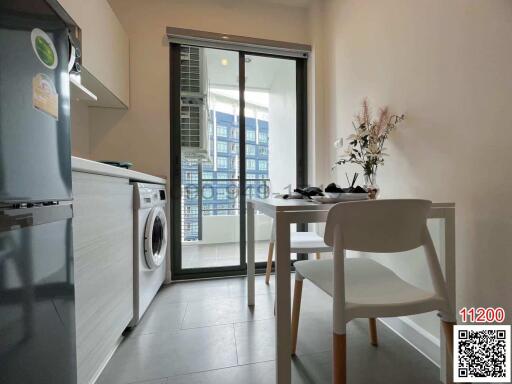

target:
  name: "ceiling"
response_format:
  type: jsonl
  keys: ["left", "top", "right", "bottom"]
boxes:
{"left": 205, "top": 48, "right": 295, "bottom": 90}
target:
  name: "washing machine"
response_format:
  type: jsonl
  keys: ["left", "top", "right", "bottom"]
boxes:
{"left": 130, "top": 182, "right": 168, "bottom": 326}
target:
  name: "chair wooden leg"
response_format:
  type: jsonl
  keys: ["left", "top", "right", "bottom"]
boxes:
{"left": 265, "top": 241, "right": 274, "bottom": 285}
{"left": 369, "top": 318, "right": 378, "bottom": 346}
{"left": 442, "top": 320, "right": 456, "bottom": 384}
{"left": 291, "top": 279, "right": 303, "bottom": 355}
{"left": 315, "top": 252, "right": 321, "bottom": 260}
{"left": 442, "top": 320, "right": 455, "bottom": 359}
{"left": 333, "top": 333, "right": 347, "bottom": 384}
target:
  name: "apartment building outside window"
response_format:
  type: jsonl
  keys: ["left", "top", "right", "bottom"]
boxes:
{"left": 181, "top": 109, "right": 269, "bottom": 241}
{"left": 217, "top": 157, "right": 228, "bottom": 168}
{"left": 246, "top": 130, "right": 256, "bottom": 142}
{"left": 247, "top": 159, "right": 256, "bottom": 170}
{"left": 217, "top": 141, "right": 228, "bottom": 153}
{"left": 246, "top": 144, "right": 256, "bottom": 156}
{"left": 217, "top": 125, "right": 228, "bottom": 137}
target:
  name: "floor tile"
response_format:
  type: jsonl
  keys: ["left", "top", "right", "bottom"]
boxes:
{"left": 152, "top": 279, "right": 231, "bottom": 304}
{"left": 181, "top": 294, "right": 274, "bottom": 329}
{"left": 234, "top": 319, "right": 275, "bottom": 365}
{"left": 97, "top": 325, "right": 237, "bottom": 384}
{"left": 228, "top": 275, "right": 275, "bottom": 297}
{"left": 129, "top": 379, "right": 167, "bottom": 384}
{"left": 164, "top": 361, "right": 276, "bottom": 384}
{"left": 164, "top": 359, "right": 322, "bottom": 384}
{"left": 127, "top": 300, "right": 188, "bottom": 337}
{"left": 234, "top": 312, "right": 332, "bottom": 365}
{"left": 99, "top": 275, "right": 442, "bottom": 384}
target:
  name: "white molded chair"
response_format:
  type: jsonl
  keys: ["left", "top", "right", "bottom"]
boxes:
{"left": 292, "top": 199, "right": 456, "bottom": 384}
{"left": 264, "top": 220, "right": 332, "bottom": 285}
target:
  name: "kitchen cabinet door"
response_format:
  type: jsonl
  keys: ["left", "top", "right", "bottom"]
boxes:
{"left": 58, "top": 0, "right": 130, "bottom": 107}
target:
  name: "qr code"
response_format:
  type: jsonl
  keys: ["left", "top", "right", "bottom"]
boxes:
{"left": 454, "top": 325, "right": 511, "bottom": 382}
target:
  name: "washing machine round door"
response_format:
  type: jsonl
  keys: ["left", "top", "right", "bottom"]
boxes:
{"left": 144, "top": 206, "right": 168, "bottom": 269}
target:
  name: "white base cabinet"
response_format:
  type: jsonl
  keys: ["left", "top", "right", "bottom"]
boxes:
{"left": 72, "top": 172, "right": 133, "bottom": 384}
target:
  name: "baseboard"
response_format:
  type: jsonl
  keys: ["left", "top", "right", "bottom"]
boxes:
{"left": 90, "top": 335, "right": 123, "bottom": 384}
{"left": 379, "top": 317, "right": 441, "bottom": 367}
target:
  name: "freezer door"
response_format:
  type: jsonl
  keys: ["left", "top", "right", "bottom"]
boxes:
{"left": 0, "top": 204, "right": 76, "bottom": 384}
{"left": 0, "top": 0, "right": 72, "bottom": 203}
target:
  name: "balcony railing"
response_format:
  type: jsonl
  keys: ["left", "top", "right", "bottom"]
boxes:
{"left": 181, "top": 177, "right": 270, "bottom": 241}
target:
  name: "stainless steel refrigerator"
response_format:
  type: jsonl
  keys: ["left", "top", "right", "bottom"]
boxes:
{"left": 0, "top": 0, "right": 78, "bottom": 383}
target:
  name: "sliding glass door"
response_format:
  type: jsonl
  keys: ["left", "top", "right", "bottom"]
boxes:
{"left": 170, "top": 43, "right": 307, "bottom": 279}
{"left": 243, "top": 54, "right": 300, "bottom": 264}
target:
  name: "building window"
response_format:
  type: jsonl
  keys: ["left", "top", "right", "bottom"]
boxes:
{"left": 217, "top": 141, "right": 228, "bottom": 153}
{"left": 181, "top": 108, "right": 272, "bottom": 241}
{"left": 217, "top": 188, "right": 227, "bottom": 200}
{"left": 246, "top": 144, "right": 256, "bottom": 156}
{"left": 185, "top": 206, "right": 198, "bottom": 215}
{"left": 246, "top": 130, "right": 256, "bottom": 142}
{"left": 216, "top": 172, "right": 229, "bottom": 184}
{"left": 217, "top": 157, "right": 228, "bottom": 169}
{"left": 203, "top": 204, "right": 214, "bottom": 216}
{"left": 230, "top": 143, "right": 239, "bottom": 153}
{"left": 217, "top": 125, "right": 228, "bottom": 137}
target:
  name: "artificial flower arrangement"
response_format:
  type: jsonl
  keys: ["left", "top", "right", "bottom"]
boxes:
{"left": 334, "top": 99, "right": 405, "bottom": 198}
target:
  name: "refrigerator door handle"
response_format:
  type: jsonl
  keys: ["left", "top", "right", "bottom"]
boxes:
{"left": 0, "top": 203, "right": 73, "bottom": 232}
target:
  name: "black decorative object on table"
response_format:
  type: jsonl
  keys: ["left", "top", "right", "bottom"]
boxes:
{"left": 294, "top": 186, "right": 324, "bottom": 199}
{"left": 325, "top": 182, "right": 366, "bottom": 194}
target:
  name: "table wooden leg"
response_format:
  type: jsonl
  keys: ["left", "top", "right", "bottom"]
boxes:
{"left": 247, "top": 202, "right": 255, "bottom": 306}
{"left": 275, "top": 212, "right": 291, "bottom": 384}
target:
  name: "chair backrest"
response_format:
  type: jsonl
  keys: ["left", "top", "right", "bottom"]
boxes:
{"left": 324, "top": 199, "right": 432, "bottom": 253}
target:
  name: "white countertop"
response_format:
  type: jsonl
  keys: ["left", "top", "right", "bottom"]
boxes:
{"left": 71, "top": 156, "right": 167, "bottom": 185}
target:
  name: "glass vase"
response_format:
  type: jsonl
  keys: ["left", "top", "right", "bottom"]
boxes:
{"left": 364, "top": 172, "right": 380, "bottom": 199}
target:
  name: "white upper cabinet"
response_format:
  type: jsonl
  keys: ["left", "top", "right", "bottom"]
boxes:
{"left": 58, "top": 0, "right": 130, "bottom": 108}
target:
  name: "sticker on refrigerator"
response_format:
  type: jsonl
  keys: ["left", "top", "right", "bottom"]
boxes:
{"left": 32, "top": 73, "right": 59, "bottom": 120}
{"left": 30, "top": 28, "right": 58, "bottom": 70}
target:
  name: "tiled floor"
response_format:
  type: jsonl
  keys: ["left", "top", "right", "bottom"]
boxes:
{"left": 182, "top": 241, "right": 300, "bottom": 269}
{"left": 97, "top": 275, "right": 442, "bottom": 384}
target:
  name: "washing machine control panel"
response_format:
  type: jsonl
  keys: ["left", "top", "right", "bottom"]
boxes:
{"left": 134, "top": 183, "right": 167, "bottom": 209}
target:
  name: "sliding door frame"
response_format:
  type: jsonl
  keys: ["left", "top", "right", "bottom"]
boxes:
{"left": 170, "top": 43, "right": 308, "bottom": 280}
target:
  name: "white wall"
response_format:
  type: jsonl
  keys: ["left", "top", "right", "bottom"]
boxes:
{"left": 89, "top": 0, "right": 311, "bottom": 180}
{"left": 268, "top": 60, "right": 297, "bottom": 193}
{"left": 79, "top": 0, "right": 512, "bottom": 362}
{"left": 313, "top": 0, "right": 512, "bottom": 352}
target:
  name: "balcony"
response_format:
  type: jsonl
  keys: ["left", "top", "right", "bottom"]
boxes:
{"left": 181, "top": 177, "right": 301, "bottom": 269}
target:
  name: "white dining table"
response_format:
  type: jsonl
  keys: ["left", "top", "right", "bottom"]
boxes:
{"left": 246, "top": 197, "right": 455, "bottom": 384}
